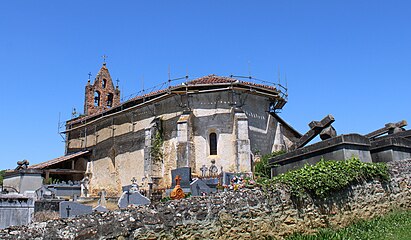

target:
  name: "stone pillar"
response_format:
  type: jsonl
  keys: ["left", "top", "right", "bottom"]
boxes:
{"left": 144, "top": 127, "right": 153, "bottom": 176}
{"left": 144, "top": 118, "right": 163, "bottom": 177}
{"left": 272, "top": 122, "right": 286, "bottom": 152}
{"left": 234, "top": 109, "right": 251, "bottom": 172}
{"left": 176, "top": 112, "right": 193, "bottom": 169}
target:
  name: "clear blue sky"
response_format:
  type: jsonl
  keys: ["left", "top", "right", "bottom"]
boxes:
{"left": 1, "top": 1, "right": 410, "bottom": 170}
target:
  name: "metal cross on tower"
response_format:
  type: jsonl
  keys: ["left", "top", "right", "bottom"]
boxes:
{"left": 102, "top": 54, "right": 108, "bottom": 64}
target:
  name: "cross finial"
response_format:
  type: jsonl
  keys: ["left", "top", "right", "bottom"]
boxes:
{"left": 102, "top": 55, "right": 108, "bottom": 65}
{"left": 131, "top": 177, "right": 137, "bottom": 185}
{"left": 88, "top": 72, "right": 92, "bottom": 80}
{"left": 200, "top": 165, "right": 208, "bottom": 177}
{"left": 175, "top": 175, "right": 182, "bottom": 186}
{"left": 116, "top": 78, "right": 120, "bottom": 87}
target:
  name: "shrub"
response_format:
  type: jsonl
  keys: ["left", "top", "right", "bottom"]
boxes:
{"left": 254, "top": 150, "right": 285, "bottom": 179}
{"left": 268, "top": 157, "right": 389, "bottom": 198}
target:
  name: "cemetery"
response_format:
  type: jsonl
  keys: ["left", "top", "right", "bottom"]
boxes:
{"left": 1, "top": 64, "right": 410, "bottom": 237}
{"left": 0, "top": 115, "right": 410, "bottom": 237}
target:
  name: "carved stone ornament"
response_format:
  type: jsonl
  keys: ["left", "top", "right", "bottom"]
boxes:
{"left": 170, "top": 175, "right": 185, "bottom": 200}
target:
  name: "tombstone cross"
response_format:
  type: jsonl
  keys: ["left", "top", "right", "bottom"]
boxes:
{"left": 126, "top": 190, "right": 132, "bottom": 205}
{"left": 175, "top": 175, "right": 182, "bottom": 186}
{"left": 200, "top": 165, "right": 208, "bottom": 177}
{"left": 131, "top": 177, "right": 138, "bottom": 185}
{"left": 66, "top": 205, "right": 71, "bottom": 218}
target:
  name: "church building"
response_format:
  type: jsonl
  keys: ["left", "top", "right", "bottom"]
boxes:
{"left": 31, "top": 63, "right": 301, "bottom": 197}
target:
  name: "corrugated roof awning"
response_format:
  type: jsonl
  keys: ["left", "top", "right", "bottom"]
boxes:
{"left": 29, "top": 151, "right": 89, "bottom": 170}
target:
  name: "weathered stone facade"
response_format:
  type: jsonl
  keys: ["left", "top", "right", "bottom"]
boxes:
{"left": 1, "top": 159, "right": 410, "bottom": 239}
{"left": 63, "top": 66, "right": 296, "bottom": 196}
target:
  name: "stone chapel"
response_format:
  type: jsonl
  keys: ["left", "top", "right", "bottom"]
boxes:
{"left": 30, "top": 63, "right": 301, "bottom": 196}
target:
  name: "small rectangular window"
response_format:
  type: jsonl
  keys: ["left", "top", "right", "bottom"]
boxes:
{"left": 210, "top": 133, "right": 217, "bottom": 155}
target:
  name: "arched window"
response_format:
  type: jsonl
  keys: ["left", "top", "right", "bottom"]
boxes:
{"left": 94, "top": 91, "right": 100, "bottom": 106}
{"left": 102, "top": 79, "right": 107, "bottom": 88}
{"left": 209, "top": 133, "right": 217, "bottom": 155}
{"left": 107, "top": 93, "right": 113, "bottom": 107}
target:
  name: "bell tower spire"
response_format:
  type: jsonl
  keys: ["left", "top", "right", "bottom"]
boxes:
{"left": 84, "top": 62, "right": 120, "bottom": 116}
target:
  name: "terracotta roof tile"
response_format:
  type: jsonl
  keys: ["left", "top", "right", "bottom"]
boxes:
{"left": 187, "top": 75, "right": 237, "bottom": 85}
{"left": 29, "top": 151, "right": 89, "bottom": 169}
{"left": 68, "top": 75, "right": 280, "bottom": 124}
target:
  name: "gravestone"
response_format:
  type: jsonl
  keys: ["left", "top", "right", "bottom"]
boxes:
{"left": 59, "top": 201, "right": 92, "bottom": 218}
{"left": 93, "top": 190, "right": 108, "bottom": 212}
{"left": 93, "top": 205, "right": 108, "bottom": 212}
{"left": 222, "top": 172, "right": 237, "bottom": 186}
{"left": 122, "top": 185, "right": 132, "bottom": 192}
{"left": 201, "top": 178, "right": 219, "bottom": 189}
{"left": 200, "top": 165, "right": 208, "bottom": 177}
{"left": 190, "top": 179, "right": 211, "bottom": 196}
{"left": 117, "top": 191, "right": 150, "bottom": 209}
{"left": 35, "top": 186, "right": 56, "bottom": 200}
{"left": 170, "top": 175, "right": 185, "bottom": 200}
{"left": 171, "top": 167, "right": 191, "bottom": 188}
{"left": 118, "top": 177, "right": 150, "bottom": 209}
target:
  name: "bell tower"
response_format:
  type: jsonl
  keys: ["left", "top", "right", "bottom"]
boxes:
{"left": 84, "top": 63, "right": 120, "bottom": 116}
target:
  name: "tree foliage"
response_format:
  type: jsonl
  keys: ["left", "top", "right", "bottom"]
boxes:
{"left": 254, "top": 150, "right": 286, "bottom": 179}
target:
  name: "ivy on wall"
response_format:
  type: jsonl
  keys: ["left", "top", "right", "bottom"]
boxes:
{"left": 264, "top": 157, "right": 389, "bottom": 198}
{"left": 151, "top": 129, "right": 164, "bottom": 163}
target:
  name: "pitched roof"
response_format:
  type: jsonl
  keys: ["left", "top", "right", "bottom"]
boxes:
{"left": 67, "top": 74, "right": 283, "bottom": 125}
{"left": 187, "top": 75, "right": 237, "bottom": 85}
{"left": 187, "top": 75, "right": 278, "bottom": 91}
{"left": 29, "top": 151, "right": 89, "bottom": 169}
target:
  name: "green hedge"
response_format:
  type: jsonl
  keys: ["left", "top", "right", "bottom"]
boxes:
{"left": 267, "top": 158, "right": 389, "bottom": 198}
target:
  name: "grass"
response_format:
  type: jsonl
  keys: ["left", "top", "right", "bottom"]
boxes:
{"left": 285, "top": 209, "right": 411, "bottom": 240}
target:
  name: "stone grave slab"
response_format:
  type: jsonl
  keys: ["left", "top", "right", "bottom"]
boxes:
{"left": 93, "top": 205, "right": 108, "bottom": 212}
{"left": 118, "top": 191, "right": 150, "bottom": 209}
{"left": 122, "top": 185, "right": 132, "bottom": 192}
{"left": 190, "top": 179, "right": 211, "bottom": 196}
{"left": 201, "top": 178, "right": 219, "bottom": 189}
{"left": 59, "top": 201, "right": 92, "bottom": 218}
{"left": 171, "top": 167, "right": 192, "bottom": 188}
{"left": 222, "top": 172, "right": 237, "bottom": 186}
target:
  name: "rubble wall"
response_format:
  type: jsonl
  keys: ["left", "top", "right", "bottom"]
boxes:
{"left": 2, "top": 159, "right": 411, "bottom": 239}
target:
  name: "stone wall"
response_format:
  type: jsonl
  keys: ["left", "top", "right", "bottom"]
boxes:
{"left": 1, "top": 159, "right": 410, "bottom": 239}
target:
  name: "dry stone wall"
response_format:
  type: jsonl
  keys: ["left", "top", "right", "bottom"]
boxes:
{"left": 1, "top": 159, "right": 411, "bottom": 240}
